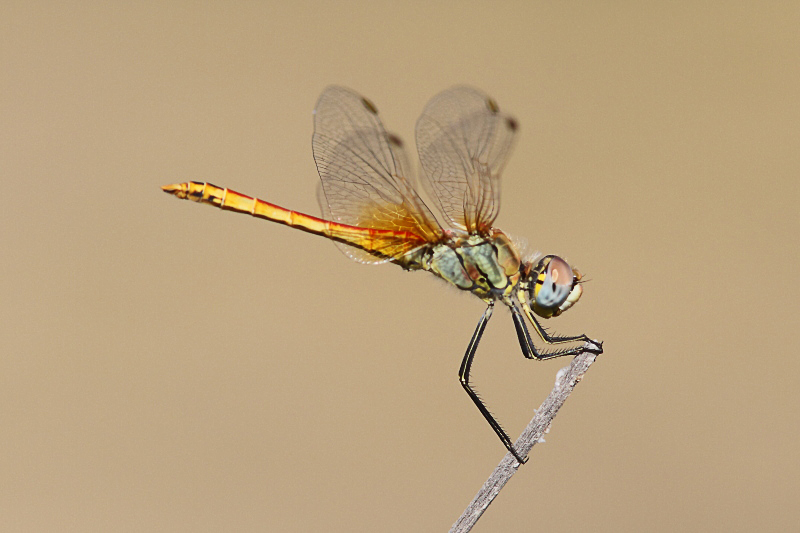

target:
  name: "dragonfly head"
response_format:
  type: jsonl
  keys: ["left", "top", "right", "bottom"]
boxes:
{"left": 522, "top": 255, "right": 583, "bottom": 318}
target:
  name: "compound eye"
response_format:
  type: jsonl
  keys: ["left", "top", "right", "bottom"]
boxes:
{"left": 548, "top": 256, "right": 573, "bottom": 287}
{"left": 534, "top": 256, "right": 574, "bottom": 309}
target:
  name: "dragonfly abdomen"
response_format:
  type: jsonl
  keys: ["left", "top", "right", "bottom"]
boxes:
{"left": 163, "top": 180, "right": 332, "bottom": 231}
{"left": 162, "top": 181, "right": 429, "bottom": 260}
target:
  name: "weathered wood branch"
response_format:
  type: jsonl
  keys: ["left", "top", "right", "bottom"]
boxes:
{"left": 450, "top": 346, "right": 600, "bottom": 532}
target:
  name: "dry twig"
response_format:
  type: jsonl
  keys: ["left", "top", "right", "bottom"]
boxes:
{"left": 450, "top": 346, "right": 600, "bottom": 532}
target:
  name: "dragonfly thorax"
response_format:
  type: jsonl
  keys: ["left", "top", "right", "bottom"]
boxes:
{"left": 418, "top": 229, "right": 522, "bottom": 300}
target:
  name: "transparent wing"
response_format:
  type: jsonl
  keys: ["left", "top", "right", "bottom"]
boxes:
{"left": 415, "top": 86, "right": 518, "bottom": 233}
{"left": 316, "top": 184, "right": 425, "bottom": 264}
{"left": 313, "top": 86, "right": 442, "bottom": 264}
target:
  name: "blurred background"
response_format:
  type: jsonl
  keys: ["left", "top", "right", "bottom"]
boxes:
{"left": 2, "top": 1, "right": 798, "bottom": 531}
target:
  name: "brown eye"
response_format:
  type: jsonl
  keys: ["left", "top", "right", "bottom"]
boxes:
{"left": 548, "top": 256, "right": 574, "bottom": 288}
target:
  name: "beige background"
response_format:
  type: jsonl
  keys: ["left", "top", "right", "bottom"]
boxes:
{"left": 2, "top": 1, "right": 799, "bottom": 531}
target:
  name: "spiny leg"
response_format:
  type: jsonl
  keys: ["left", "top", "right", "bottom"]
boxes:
{"left": 522, "top": 299, "right": 602, "bottom": 347}
{"left": 459, "top": 301, "right": 527, "bottom": 464}
{"left": 512, "top": 301, "right": 603, "bottom": 360}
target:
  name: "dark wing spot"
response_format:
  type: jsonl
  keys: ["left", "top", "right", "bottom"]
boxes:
{"left": 361, "top": 97, "right": 379, "bottom": 114}
{"left": 505, "top": 116, "right": 519, "bottom": 131}
{"left": 387, "top": 133, "right": 404, "bottom": 147}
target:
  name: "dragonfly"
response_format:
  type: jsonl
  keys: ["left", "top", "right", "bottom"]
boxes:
{"left": 162, "top": 86, "right": 602, "bottom": 463}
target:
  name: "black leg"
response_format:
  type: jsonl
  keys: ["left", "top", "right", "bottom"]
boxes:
{"left": 459, "top": 302, "right": 527, "bottom": 464}
{"left": 512, "top": 301, "right": 603, "bottom": 360}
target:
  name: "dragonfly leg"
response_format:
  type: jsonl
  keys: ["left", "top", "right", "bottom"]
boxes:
{"left": 459, "top": 301, "right": 527, "bottom": 464}
{"left": 511, "top": 301, "right": 603, "bottom": 360}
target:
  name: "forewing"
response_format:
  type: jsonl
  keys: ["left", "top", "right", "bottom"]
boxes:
{"left": 317, "top": 184, "right": 425, "bottom": 264}
{"left": 415, "top": 86, "right": 518, "bottom": 233}
{"left": 312, "top": 86, "right": 442, "bottom": 265}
